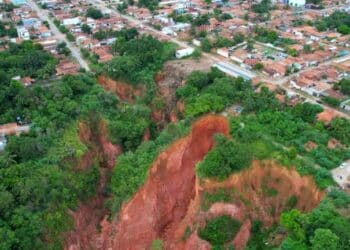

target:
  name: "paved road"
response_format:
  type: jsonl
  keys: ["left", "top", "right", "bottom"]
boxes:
{"left": 28, "top": 0, "right": 90, "bottom": 71}
{"left": 87, "top": 0, "right": 254, "bottom": 78}
{"left": 86, "top": 0, "right": 350, "bottom": 118}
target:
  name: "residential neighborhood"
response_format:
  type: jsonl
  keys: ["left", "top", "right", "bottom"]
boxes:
{"left": 1, "top": 0, "right": 350, "bottom": 249}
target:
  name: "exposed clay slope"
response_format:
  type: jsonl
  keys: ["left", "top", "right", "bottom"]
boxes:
{"left": 97, "top": 75, "right": 145, "bottom": 103}
{"left": 65, "top": 120, "right": 121, "bottom": 250}
{"left": 111, "top": 115, "right": 230, "bottom": 250}
{"left": 195, "top": 161, "right": 324, "bottom": 250}
{"left": 64, "top": 116, "right": 324, "bottom": 250}
{"left": 201, "top": 161, "right": 324, "bottom": 226}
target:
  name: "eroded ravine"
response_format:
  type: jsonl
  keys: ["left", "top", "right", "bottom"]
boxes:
{"left": 108, "top": 115, "right": 230, "bottom": 250}
{"left": 64, "top": 120, "right": 121, "bottom": 250}
{"left": 64, "top": 115, "right": 324, "bottom": 250}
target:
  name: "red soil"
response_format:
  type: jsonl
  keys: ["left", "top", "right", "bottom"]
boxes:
{"left": 65, "top": 116, "right": 323, "bottom": 250}
{"left": 109, "top": 115, "right": 230, "bottom": 250}
{"left": 64, "top": 120, "right": 121, "bottom": 250}
{"left": 97, "top": 75, "right": 144, "bottom": 103}
{"left": 201, "top": 161, "right": 324, "bottom": 226}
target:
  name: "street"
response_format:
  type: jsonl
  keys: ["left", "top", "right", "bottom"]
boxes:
{"left": 28, "top": 0, "right": 90, "bottom": 71}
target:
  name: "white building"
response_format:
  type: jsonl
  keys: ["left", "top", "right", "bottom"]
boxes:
{"left": 288, "top": 0, "right": 305, "bottom": 7}
{"left": 17, "top": 26, "right": 30, "bottom": 40}
{"left": 62, "top": 17, "right": 81, "bottom": 26}
{"left": 176, "top": 48, "right": 194, "bottom": 58}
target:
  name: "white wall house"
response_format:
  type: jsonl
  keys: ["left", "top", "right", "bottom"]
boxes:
{"left": 176, "top": 48, "right": 194, "bottom": 58}
{"left": 288, "top": 0, "right": 305, "bottom": 7}
{"left": 62, "top": 17, "right": 81, "bottom": 26}
{"left": 17, "top": 26, "right": 30, "bottom": 40}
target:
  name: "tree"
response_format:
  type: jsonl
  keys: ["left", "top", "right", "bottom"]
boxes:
{"left": 280, "top": 209, "right": 306, "bottom": 241}
{"left": 81, "top": 23, "right": 91, "bottom": 34}
{"left": 337, "top": 24, "right": 350, "bottom": 34}
{"left": 339, "top": 78, "right": 350, "bottom": 95}
{"left": 56, "top": 42, "right": 71, "bottom": 56}
{"left": 198, "top": 215, "right": 241, "bottom": 246}
{"left": 253, "top": 63, "right": 263, "bottom": 71}
{"left": 186, "top": 71, "right": 209, "bottom": 89}
{"left": 287, "top": 48, "right": 299, "bottom": 57}
{"left": 303, "top": 44, "right": 312, "bottom": 53}
{"left": 328, "top": 117, "right": 350, "bottom": 144}
{"left": 197, "top": 135, "right": 252, "bottom": 180}
{"left": 201, "top": 38, "right": 212, "bottom": 52}
{"left": 310, "top": 229, "right": 339, "bottom": 250}
{"left": 86, "top": 7, "right": 103, "bottom": 19}
{"left": 291, "top": 103, "right": 323, "bottom": 124}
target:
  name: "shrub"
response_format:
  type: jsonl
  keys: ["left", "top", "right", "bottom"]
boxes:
{"left": 198, "top": 215, "right": 241, "bottom": 246}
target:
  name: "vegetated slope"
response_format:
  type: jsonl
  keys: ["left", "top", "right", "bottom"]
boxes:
{"left": 64, "top": 120, "right": 121, "bottom": 250}
{"left": 197, "top": 161, "right": 324, "bottom": 249}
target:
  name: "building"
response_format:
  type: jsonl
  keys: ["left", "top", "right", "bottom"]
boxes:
{"left": 17, "top": 26, "right": 30, "bottom": 40}
{"left": 11, "top": 0, "right": 27, "bottom": 5}
{"left": 62, "top": 17, "right": 80, "bottom": 26}
{"left": 341, "top": 99, "right": 350, "bottom": 111}
{"left": 213, "top": 61, "right": 256, "bottom": 80}
{"left": 287, "top": 0, "right": 305, "bottom": 7}
{"left": 175, "top": 48, "right": 194, "bottom": 58}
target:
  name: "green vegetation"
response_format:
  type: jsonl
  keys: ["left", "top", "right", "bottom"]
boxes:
{"left": 106, "top": 31, "right": 176, "bottom": 97}
{"left": 254, "top": 27, "right": 279, "bottom": 44}
{"left": 0, "top": 72, "right": 115, "bottom": 249}
{"left": 197, "top": 135, "right": 252, "bottom": 180}
{"left": 338, "top": 78, "right": 350, "bottom": 95}
{"left": 178, "top": 70, "right": 349, "bottom": 189}
{"left": 201, "top": 189, "right": 232, "bottom": 210}
{"left": 279, "top": 191, "right": 350, "bottom": 250}
{"left": 93, "top": 29, "right": 120, "bottom": 41}
{"left": 316, "top": 11, "right": 350, "bottom": 34}
{"left": 138, "top": 0, "right": 159, "bottom": 10}
{"left": 86, "top": 7, "right": 103, "bottom": 19}
{"left": 0, "top": 21, "right": 17, "bottom": 38}
{"left": 1, "top": 32, "right": 349, "bottom": 250}
{"left": 176, "top": 68, "right": 252, "bottom": 117}
{"left": 109, "top": 120, "right": 190, "bottom": 212}
{"left": 150, "top": 239, "right": 164, "bottom": 250}
{"left": 198, "top": 215, "right": 241, "bottom": 246}
{"left": 252, "top": 0, "right": 273, "bottom": 13}
{"left": 321, "top": 96, "right": 340, "bottom": 107}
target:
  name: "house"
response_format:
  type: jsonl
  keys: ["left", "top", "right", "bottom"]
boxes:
{"left": 176, "top": 48, "right": 194, "bottom": 58}
{"left": 301, "top": 81, "right": 330, "bottom": 97}
{"left": 56, "top": 60, "right": 79, "bottom": 76}
{"left": 11, "top": 0, "right": 27, "bottom": 5}
{"left": 263, "top": 62, "right": 287, "bottom": 77}
{"left": 217, "top": 48, "right": 229, "bottom": 58}
{"left": 16, "top": 26, "right": 30, "bottom": 40}
{"left": 62, "top": 17, "right": 80, "bottom": 26}
{"left": 20, "top": 77, "right": 34, "bottom": 87}
{"left": 288, "top": 0, "right": 305, "bottom": 7}
{"left": 341, "top": 99, "right": 350, "bottom": 111}
{"left": 37, "top": 25, "right": 52, "bottom": 38}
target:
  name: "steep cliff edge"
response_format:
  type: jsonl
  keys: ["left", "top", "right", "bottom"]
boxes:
{"left": 64, "top": 115, "right": 324, "bottom": 250}
{"left": 64, "top": 120, "right": 121, "bottom": 250}
{"left": 110, "top": 115, "right": 230, "bottom": 249}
